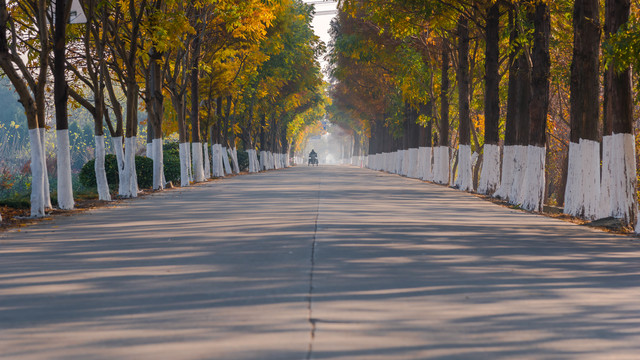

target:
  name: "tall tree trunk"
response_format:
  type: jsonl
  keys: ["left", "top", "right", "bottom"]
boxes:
{"left": 149, "top": 46, "right": 165, "bottom": 190}
{"left": 434, "top": 41, "right": 450, "bottom": 184}
{"left": 54, "top": 0, "right": 74, "bottom": 210}
{"left": 521, "top": 2, "right": 551, "bottom": 212}
{"left": 600, "top": 0, "right": 637, "bottom": 226}
{"left": 455, "top": 17, "right": 472, "bottom": 191}
{"left": 191, "top": 32, "right": 205, "bottom": 182}
{"left": 479, "top": 2, "right": 501, "bottom": 195}
{"left": 495, "top": 8, "right": 522, "bottom": 201}
{"left": 564, "top": 0, "right": 601, "bottom": 219}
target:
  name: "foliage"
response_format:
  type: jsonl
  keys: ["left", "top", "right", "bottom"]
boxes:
{"left": 79, "top": 154, "right": 181, "bottom": 190}
{"left": 237, "top": 149, "right": 249, "bottom": 172}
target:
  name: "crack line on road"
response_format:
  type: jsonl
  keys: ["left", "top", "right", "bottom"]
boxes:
{"left": 306, "top": 172, "right": 321, "bottom": 360}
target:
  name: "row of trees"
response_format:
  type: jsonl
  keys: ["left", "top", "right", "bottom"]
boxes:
{"left": 0, "top": 0, "right": 325, "bottom": 220}
{"left": 328, "top": 0, "right": 640, "bottom": 230}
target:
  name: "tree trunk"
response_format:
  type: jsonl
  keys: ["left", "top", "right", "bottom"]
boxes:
{"left": 54, "top": 0, "right": 74, "bottom": 210}
{"left": 455, "top": 16, "right": 472, "bottom": 191}
{"left": 521, "top": 2, "right": 551, "bottom": 212}
{"left": 191, "top": 32, "right": 205, "bottom": 182}
{"left": 564, "top": 0, "right": 601, "bottom": 219}
{"left": 149, "top": 46, "right": 165, "bottom": 190}
{"left": 600, "top": 0, "right": 637, "bottom": 226}
{"left": 434, "top": 41, "right": 450, "bottom": 184}
{"left": 478, "top": 2, "right": 501, "bottom": 195}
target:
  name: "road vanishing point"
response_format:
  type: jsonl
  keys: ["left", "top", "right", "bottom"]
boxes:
{"left": 2, "top": 166, "right": 640, "bottom": 359}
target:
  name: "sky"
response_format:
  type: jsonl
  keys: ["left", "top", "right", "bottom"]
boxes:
{"left": 304, "top": 0, "right": 338, "bottom": 78}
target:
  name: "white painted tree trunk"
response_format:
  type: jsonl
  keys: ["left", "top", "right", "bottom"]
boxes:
{"left": 564, "top": 139, "right": 600, "bottom": 219}
{"left": 248, "top": 150, "right": 255, "bottom": 172}
{"left": 94, "top": 135, "right": 111, "bottom": 201}
{"left": 415, "top": 148, "right": 424, "bottom": 179}
{"left": 408, "top": 149, "right": 415, "bottom": 177}
{"left": 454, "top": 144, "right": 473, "bottom": 191}
{"left": 449, "top": 149, "right": 457, "bottom": 185}
{"left": 146, "top": 143, "right": 152, "bottom": 158}
{"left": 192, "top": 142, "right": 205, "bottom": 182}
{"left": 253, "top": 150, "right": 260, "bottom": 172}
{"left": 40, "top": 128, "right": 52, "bottom": 209}
{"left": 248, "top": 149, "right": 255, "bottom": 172}
{"left": 124, "top": 137, "right": 138, "bottom": 197}
{"left": 393, "top": 151, "right": 399, "bottom": 174}
{"left": 494, "top": 145, "right": 515, "bottom": 200}
{"left": 401, "top": 150, "right": 410, "bottom": 176}
{"left": 211, "top": 144, "right": 225, "bottom": 177}
{"left": 261, "top": 151, "right": 268, "bottom": 170}
{"left": 508, "top": 145, "right": 528, "bottom": 204}
{"left": 421, "top": 147, "right": 433, "bottom": 181}
{"left": 563, "top": 142, "right": 580, "bottom": 215}
{"left": 519, "top": 145, "right": 546, "bottom": 212}
{"left": 274, "top": 152, "right": 281, "bottom": 169}
{"left": 152, "top": 138, "right": 164, "bottom": 190}
{"left": 179, "top": 142, "right": 191, "bottom": 186}
{"left": 203, "top": 143, "right": 211, "bottom": 178}
{"left": 29, "top": 129, "right": 45, "bottom": 217}
{"left": 222, "top": 147, "right": 232, "bottom": 174}
{"left": 56, "top": 129, "right": 74, "bottom": 210}
{"left": 478, "top": 144, "right": 501, "bottom": 195}
{"left": 432, "top": 146, "right": 449, "bottom": 184}
{"left": 600, "top": 133, "right": 637, "bottom": 222}
{"left": 229, "top": 147, "right": 240, "bottom": 174}
{"left": 112, "top": 136, "right": 126, "bottom": 196}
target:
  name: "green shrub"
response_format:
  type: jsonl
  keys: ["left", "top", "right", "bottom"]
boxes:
{"left": 79, "top": 154, "right": 119, "bottom": 188}
{"left": 163, "top": 154, "right": 180, "bottom": 185}
{"left": 163, "top": 142, "right": 180, "bottom": 158}
{"left": 237, "top": 150, "right": 249, "bottom": 172}
{"left": 80, "top": 155, "right": 152, "bottom": 189}
{"left": 0, "top": 194, "right": 30, "bottom": 209}
{"left": 80, "top": 150, "right": 182, "bottom": 189}
{"left": 135, "top": 156, "right": 153, "bottom": 188}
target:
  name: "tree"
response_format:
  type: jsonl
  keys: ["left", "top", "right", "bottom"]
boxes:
{"left": 520, "top": 1, "right": 551, "bottom": 212}
{"left": 0, "top": 0, "right": 52, "bottom": 217}
{"left": 600, "top": 0, "right": 637, "bottom": 226}
{"left": 564, "top": 0, "right": 601, "bottom": 219}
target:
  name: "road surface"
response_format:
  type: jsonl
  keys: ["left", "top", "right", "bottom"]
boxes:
{"left": 2, "top": 166, "right": 640, "bottom": 359}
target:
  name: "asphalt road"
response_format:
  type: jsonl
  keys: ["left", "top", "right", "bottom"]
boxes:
{"left": 2, "top": 165, "right": 640, "bottom": 359}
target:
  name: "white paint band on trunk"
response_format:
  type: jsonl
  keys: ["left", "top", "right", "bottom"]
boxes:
{"left": 229, "top": 147, "right": 240, "bottom": 174}
{"left": 203, "top": 143, "right": 211, "bottom": 178}
{"left": 433, "top": 146, "right": 449, "bottom": 185}
{"left": 40, "top": 128, "right": 52, "bottom": 209}
{"left": 29, "top": 129, "right": 45, "bottom": 217}
{"left": 519, "top": 145, "right": 546, "bottom": 212}
{"left": 112, "top": 136, "right": 126, "bottom": 196}
{"left": 124, "top": 136, "right": 138, "bottom": 197}
{"left": 95, "top": 135, "right": 111, "bottom": 201}
{"left": 153, "top": 138, "right": 164, "bottom": 190}
{"left": 601, "top": 133, "right": 637, "bottom": 223}
{"left": 192, "top": 142, "right": 205, "bottom": 182}
{"left": 422, "top": 147, "right": 433, "bottom": 181}
{"left": 494, "top": 145, "right": 515, "bottom": 200}
{"left": 56, "top": 129, "right": 74, "bottom": 210}
{"left": 454, "top": 144, "right": 473, "bottom": 191}
{"left": 179, "top": 142, "right": 191, "bottom": 186}
{"left": 222, "top": 147, "right": 232, "bottom": 174}
{"left": 564, "top": 139, "right": 600, "bottom": 219}
{"left": 478, "top": 144, "right": 501, "bottom": 195}
{"left": 508, "top": 145, "right": 528, "bottom": 204}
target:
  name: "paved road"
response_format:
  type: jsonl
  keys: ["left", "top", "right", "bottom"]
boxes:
{"left": 2, "top": 166, "right": 640, "bottom": 359}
